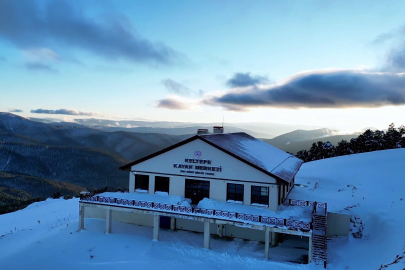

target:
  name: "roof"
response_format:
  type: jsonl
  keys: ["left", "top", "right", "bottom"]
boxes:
{"left": 120, "top": 132, "right": 303, "bottom": 184}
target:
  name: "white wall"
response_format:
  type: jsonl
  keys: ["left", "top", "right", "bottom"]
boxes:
{"left": 132, "top": 139, "right": 276, "bottom": 184}
{"left": 225, "top": 225, "right": 265, "bottom": 241}
{"left": 130, "top": 139, "right": 281, "bottom": 211}
{"left": 84, "top": 207, "right": 154, "bottom": 227}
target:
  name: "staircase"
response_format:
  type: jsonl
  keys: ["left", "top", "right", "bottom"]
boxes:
{"left": 311, "top": 204, "right": 328, "bottom": 268}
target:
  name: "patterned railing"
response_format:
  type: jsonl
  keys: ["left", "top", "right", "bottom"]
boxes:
{"left": 81, "top": 194, "right": 312, "bottom": 232}
{"left": 285, "top": 199, "right": 327, "bottom": 213}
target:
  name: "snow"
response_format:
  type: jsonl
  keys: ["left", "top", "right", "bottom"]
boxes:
{"left": 98, "top": 191, "right": 191, "bottom": 206}
{"left": 198, "top": 198, "right": 311, "bottom": 221}
{"left": 198, "top": 198, "right": 312, "bottom": 222}
{"left": 290, "top": 148, "right": 405, "bottom": 269}
{"left": 0, "top": 198, "right": 313, "bottom": 270}
{"left": 91, "top": 192, "right": 311, "bottom": 223}
{"left": 1, "top": 148, "right": 405, "bottom": 269}
{"left": 201, "top": 133, "right": 303, "bottom": 183}
{"left": 226, "top": 199, "right": 243, "bottom": 204}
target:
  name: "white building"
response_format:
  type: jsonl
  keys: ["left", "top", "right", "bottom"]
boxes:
{"left": 79, "top": 129, "right": 345, "bottom": 267}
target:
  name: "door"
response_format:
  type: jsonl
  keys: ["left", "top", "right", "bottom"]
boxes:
{"left": 160, "top": 216, "right": 171, "bottom": 229}
{"left": 185, "top": 179, "right": 210, "bottom": 204}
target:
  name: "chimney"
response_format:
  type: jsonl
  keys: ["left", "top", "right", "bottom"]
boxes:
{"left": 197, "top": 129, "right": 209, "bottom": 135}
{"left": 213, "top": 126, "right": 224, "bottom": 134}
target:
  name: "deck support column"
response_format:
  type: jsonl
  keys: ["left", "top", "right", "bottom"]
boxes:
{"left": 265, "top": 228, "right": 270, "bottom": 259}
{"left": 170, "top": 217, "right": 176, "bottom": 230}
{"left": 78, "top": 204, "right": 85, "bottom": 231}
{"left": 271, "top": 232, "right": 277, "bottom": 246}
{"left": 153, "top": 215, "right": 160, "bottom": 241}
{"left": 106, "top": 209, "right": 112, "bottom": 234}
{"left": 204, "top": 221, "right": 210, "bottom": 249}
{"left": 308, "top": 236, "right": 312, "bottom": 263}
{"left": 218, "top": 225, "right": 223, "bottom": 237}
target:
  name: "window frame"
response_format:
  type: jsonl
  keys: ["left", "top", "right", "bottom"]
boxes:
{"left": 155, "top": 176, "right": 170, "bottom": 193}
{"left": 184, "top": 179, "right": 210, "bottom": 204}
{"left": 135, "top": 174, "right": 149, "bottom": 192}
{"left": 251, "top": 185, "right": 269, "bottom": 206}
{"left": 226, "top": 183, "right": 244, "bottom": 203}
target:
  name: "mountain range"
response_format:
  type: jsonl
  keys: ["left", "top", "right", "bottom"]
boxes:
{"left": 0, "top": 112, "right": 358, "bottom": 213}
{"left": 263, "top": 129, "right": 358, "bottom": 154}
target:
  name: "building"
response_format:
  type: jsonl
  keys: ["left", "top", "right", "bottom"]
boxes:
{"left": 79, "top": 128, "right": 346, "bottom": 267}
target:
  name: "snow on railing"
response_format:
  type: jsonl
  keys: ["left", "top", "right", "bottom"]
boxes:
{"left": 286, "top": 199, "right": 327, "bottom": 214}
{"left": 81, "top": 194, "right": 312, "bottom": 232}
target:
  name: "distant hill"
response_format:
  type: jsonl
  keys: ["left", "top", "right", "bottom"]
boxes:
{"left": 32, "top": 117, "right": 325, "bottom": 139}
{"left": 0, "top": 141, "right": 128, "bottom": 189}
{"left": 0, "top": 171, "right": 85, "bottom": 198}
{"left": 262, "top": 129, "right": 358, "bottom": 154}
{"left": 1, "top": 112, "right": 191, "bottom": 161}
{"left": 95, "top": 125, "right": 271, "bottom": 139}
{"left": 0, "top": 171, "right": 85, "bottom": 214}
{"left": 0, "top": 113, "right": 195, "bottom": 213}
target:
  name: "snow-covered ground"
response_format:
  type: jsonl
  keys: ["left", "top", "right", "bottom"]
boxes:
{"left": 1, "top": 149, "right": 405, "bottom": 269}
{"left": 290, "top": 148, "right": 405, "bottom": 270}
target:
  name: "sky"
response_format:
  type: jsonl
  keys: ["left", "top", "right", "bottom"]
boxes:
{"left": 1, "top": 0, "right": 405, "bottom": 132}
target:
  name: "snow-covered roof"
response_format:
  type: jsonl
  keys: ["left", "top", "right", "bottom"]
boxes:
{"left": 200, "top": 133, "right": 303, "bottom": 183}
{"left": 120, "top": 132, "right": 303, "bottom": 183}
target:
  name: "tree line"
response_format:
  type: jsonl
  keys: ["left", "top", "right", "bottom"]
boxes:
{"left": 296, "top": 123, "right": 405, "bottom": 162}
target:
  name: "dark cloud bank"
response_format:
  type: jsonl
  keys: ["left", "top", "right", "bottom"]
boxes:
{"left": 9, "top": 109, "right": 23, "bottom": 113}
{"left": 157, "top": 98, "right": 189, "bottom": 110}
{"left": 31, "top": 109, "right": 101, "bottom": 116}
{"left": 162, "top": 79, "right": 204, "bottom": 97}
{"left": 226, "top": 72, "right": 268, "bottom": 87}
{"left": 0, "top": 0, "right": 182, "bottom": 65}
{"left": 206, "top": 25, "right": 405, "bottom": 111}
{"left": 205, "top": 70, "right": 405, "bottom": 111}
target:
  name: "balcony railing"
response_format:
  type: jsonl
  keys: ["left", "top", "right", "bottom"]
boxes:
{"left": 81, "top": 192, "right": 315, "bottom": 232}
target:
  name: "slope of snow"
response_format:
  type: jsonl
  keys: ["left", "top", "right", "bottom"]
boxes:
{"left": 0, "top": 198, "right": 312, "bottom": 270}
{"left": 289, "top": 148, "right": 405, "bottom": 270}
{"left": 1, "top": 149, "right": 405, "bottom": 269}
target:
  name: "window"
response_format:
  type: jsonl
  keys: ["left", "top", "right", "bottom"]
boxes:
{"left": 227, "top": 183, "right": 244, "bottom": 202}
{"left": 251, "top": 186, "right": 269, "bottom": 206}
{"left": 135, "top": 174, "right": 149, "bottom": 191}
{"left": 185, "top": 179, "right": 210, "bottom": 204}
{"left": 155, "top": 176, "right": 170, "bottom": 193}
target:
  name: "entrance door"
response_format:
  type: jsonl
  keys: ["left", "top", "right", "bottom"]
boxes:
{"left": 185, "top": 179, "right": 210, "bottom": 204}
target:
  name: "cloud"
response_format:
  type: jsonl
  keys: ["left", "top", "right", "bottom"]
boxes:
{"left": 25, "top": 62, "right": 57, "bottom": 72}
{"left": 8, "top": 109, "right": 23, "bottom": 113}
{"left": 162, "top": 79, "right": 192, "bottom": 96}
{"left": 30, "top": 108, "right": 102, "bottom": 116}
{"left": 226, "top": 72, "right": 269, "bottom": 88}
{"left": 25, "top": 47, "right": 59, "bottom": 62}
{"left": 371, "top": 32, "right": 395, "bottom": 45}
{"left": 387, "top": 47, "right": 405, "bottom": 71}
{"left": 156, "top": 98, "right": 190, "bottom": 110}
{"left": 162, "top": 79, "right": 204, "bottom": 97}
{"left": 372, "top": 25, "right": 405, "bottom": 71}
{"left": 0, "top": 0, "right": 183, "bottom": 66}
{"left": 204, "top": 69, "right": 405, "bottom": 111}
